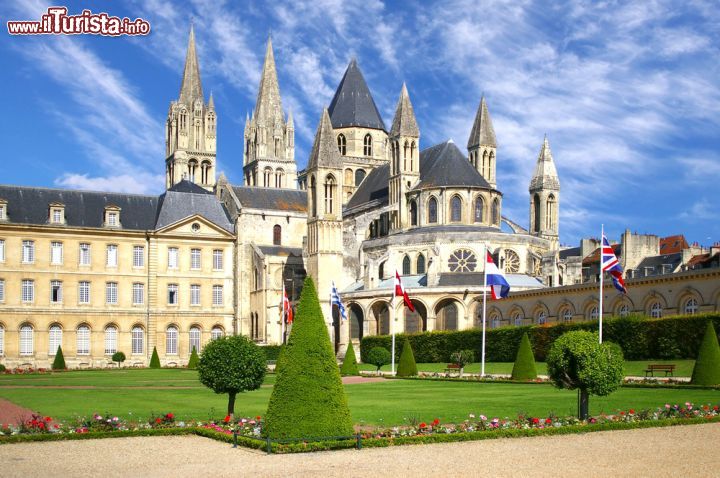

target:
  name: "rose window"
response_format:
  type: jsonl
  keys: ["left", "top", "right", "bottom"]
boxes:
{"left": 448, "top": 249, "right": 477, "bottom": 272}
{"left": 504, "top": 249, "right": 520, "bottom": 274}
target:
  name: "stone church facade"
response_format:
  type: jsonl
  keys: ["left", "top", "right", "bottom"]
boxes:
{"left": 1, "top": 28, "right": 718, "bottom": 368}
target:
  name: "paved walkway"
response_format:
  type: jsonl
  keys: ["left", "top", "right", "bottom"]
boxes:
{"left": 1, "top": 423, "right": 718, "bottom": 477}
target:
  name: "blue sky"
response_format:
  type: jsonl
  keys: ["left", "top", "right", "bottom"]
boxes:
{"left": 2, "top": 0, "right": 719, "bottom": 247}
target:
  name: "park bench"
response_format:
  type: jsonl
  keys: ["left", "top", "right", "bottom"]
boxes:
{"left": 267, "top": 360, "right": 277, "bottom": 371}
{"left": 644, "top": 364, "right": 676, "bottom": 377}
{"left": 443, "top": 363, "right": 461, "bottom": 374}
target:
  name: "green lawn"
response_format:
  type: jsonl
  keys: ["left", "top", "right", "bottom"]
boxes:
{"left": 0, "top": 368, "right": 716, "bottom": 426}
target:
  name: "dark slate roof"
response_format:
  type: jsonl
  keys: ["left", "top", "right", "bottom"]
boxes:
{"left": 635, "top": 253, "right": 682, "bottom": 273}
{"left": 168, "top": 179, "right": 212, "bottom": 194}
{"left": 559, "top": 246, "right": 582, "bottom": 260}
{"left": 328, "top": 59, "right": 386, "bottom": 131}
{"left": 258, "top": 245, "right": 303, "bottom": 257}
{"left": 345, "top": 164, "right": 389, "bottom": 210}
{"left": 156, "top": 190, "right": 234, "bottom": 233}
{"left": 414, "top": 141, "right": 492, "bottom": 190}
{"left": 437, "top": 272, "right": 486, "bottom": 286}
{"left": 232, "top": 186, "right": 307, "bottom": 212}
{"left": 0, "top": 184, "right": 158, "bottom": 230}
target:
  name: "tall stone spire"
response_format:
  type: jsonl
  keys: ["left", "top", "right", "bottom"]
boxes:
{"left": 254, "top": 37, "right": 284, "bottom": 125}
{"left": 390, "top": 83, "right": 419, "bottom": 137}
{"left": 467, "top": 96, "right": 496, "bottom": 149}
{"left": 308, "top": 108, "right": 342, "bottom": 170}
{"left": 529, "top": 135, "right": 560, "bottom": 240}
{"left": 179, "top": 24, "right": 204, "bottom": 104}
{"left": 530, "top": 135, "right": 560, "bottom": 191}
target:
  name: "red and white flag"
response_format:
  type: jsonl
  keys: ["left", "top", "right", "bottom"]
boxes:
{"left": 394, "top": 271, "right": 415, "bottom": 312}
{"left": 282, "top": 285, "right": 293, "bottom": 324}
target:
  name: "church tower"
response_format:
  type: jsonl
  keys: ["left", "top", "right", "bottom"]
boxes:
{"left": 388, "top": 83, "right": 420, "bottom": 231}
{"left": 243, "top": 38, "right": 297, "bottom": 189}
{"left": 165, "top": 25, "right": 217, "bottom": 191}
{"left": 529, "top": 135, "right": 560, "bottom": 241}
{"left": 305, "top": 109, "right": 345, "bottom": 346}
{"left": 467, "top": 96, "right": 497, "bottom": 188}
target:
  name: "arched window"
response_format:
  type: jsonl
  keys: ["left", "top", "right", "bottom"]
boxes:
{"left": 132, "top": 326, "right": 144, "bottom": 355}
{"left": 403, "top": 141, "right": 409, "bottom": 169}
{"left": 49, "top": 324, "right": 62, "bottom": 356}
{"left": 0, "top": 325, "right": 4, "bottom": 357}
{"left": 474, "top": 197, "right": 484, "bottom": 223}
{"left": 492, "top": 198, "right": 500, "bottom": 225}
{"left": 310, "top": 176, "right": 317, "bottom": 217}
{"left": 275, "top": 168, "right": 284, "bottom": 188}
{"left": 201, "top": 161, "right": 211, "bottom": 185}
{"left": 273, "top": 225, "right": 282, "bottom": 246}
{"left": 20, "top": 324, "right": 33, "bottom": 356}
{"left": 416, "top": 254, "right": 426, "bottom": 274}
{"left": 402, "top": 255, "right": 411, "bottom": 275}
{"left": 536, "top": 311, "right": 547, "bottom": 325}
{"left": 588, "top": 306, "right": 599, "bottom": 321}
{"left": 378, "top": 261, "right": 385, "bottom": 280}
{"left": 410, "top": 141, "right": 416, "bottom": 171}
{"left": 189, "top": 326, "right": 201, "bottom": 354}
{"left": 533, "top": 194, "right": 541, "bottom": 232}
{"left": 355, "top": 169, "right": 366, "bottom": 186}
{"left": 263, "top": 167, "right": 272, "bottom": 187}
{"left": 211, "top": 327, "right": 224, "bottom": 340}
{"left": 683, "top": 298, "right": 698, "bottom": 315}
{"left": 344, "top": 168, "right": 353, "bottom": 186}
{"left": 337, "top": 134, "right": 346, "bottom": 155}
{"left": 364, "top": 134, "right": 373, "bottom": 156}
{"left": 482, "top": 151, "right": 488, "bottom": 177}
{"left": 428, "top": 197, "right": 438, "bottom": 224}
{"left": 77, "top": 325, "right": 90, "bottom": 355}
{"left": 324, "top": 175, "right": 335, "bottom": 214}
{"left": 451, "top": 196, "right": 462, "bottom": 222}
{"left": 166, "top": 326, "right": 178, "bottom": 355}
{"left": 104, "top": 325, "right": 117, "bottom": 355}
{"left": 618, "top": 304, "right": 630, "bottom": 317}
{"left": 562, "top": 308, "right": 573, "bottom": 322}
{"left": 512, "top": 312, "right": 523, "bottom": 326}
{"left": 488, "top": 152, "right": 494, "bottom": 180}
{"left": 188, "top": 160, "right": 198, "bottom": 183}
{"left": 410, "top": 200, "right": 418, "bottom": 226}
{"left": 650, "top": 302, "right": 662, "bottom": 318}
{"left": 546, "top": 194, "right": 556, "bottom": 230}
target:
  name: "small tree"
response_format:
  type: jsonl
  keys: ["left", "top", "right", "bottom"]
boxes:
{"left": 149, "top": 347, "right": 161, "bottom": 369}
{"left": 691, "top": 321, "right": 720, "bottom": 386}
{"left": 511, "top": 333, "right": 537, "bottom": 380}
{"left": 366, "top": 347, "right": 391, "bottom": 373}
{"left": 340, "top": 342, "right": 360, "bottom": 376}
{"left": 396, "top": 338, "right": 418, "bottom": 377}
{"left": 546, "top": 331, "right": 624, "bottom": 420}
{"left": 111, "top": 351, "right": 126, "bottom": 368}
{"left": 51, "top": 346, "right": 66, "bottom": 370}
{"left": 187, "top": 347, "right": 200, "bottom": 370}
{"left": 198, "top": 335, "right": 266, "bottom": 416}
{"left": 450, "top": 349, "right": 475, "bottom": 377}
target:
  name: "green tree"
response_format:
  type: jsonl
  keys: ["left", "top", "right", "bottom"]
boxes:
{"left": 149, "top": 347, "right": 161, "bottom": 369}
{"left": 340, "top": 342, "right": 360, "bottom": 376}
{"left": 511, "top": 332, "right": 538, "bottom": 380}
{"left": 187, "top": 346, "right": 200, "bottom": 369}
{"left": 198, "top": 335, "right": 266, "bottom": 416}
{"left": 111, "top": 351, "right": 126, "bottom": 368}
{"left": 396, "top": 338, "right": 418, "bottom": 377}
{"left": 51, "top": 346, "right": 66, "bottom": 370}
{"left": 264, "top": 277, "right": 353, "bottom": 440}
{"left": 366, "top": 347, "right": 392, "bottom": 373}
{"left": 546, "top": 331, "right": 624, "bottom": 419}
{"left": 450, "top": 349, "right": 475, "bottom": 377}
{"left": 691, "top": 321, "right": 720, "bottom": 386}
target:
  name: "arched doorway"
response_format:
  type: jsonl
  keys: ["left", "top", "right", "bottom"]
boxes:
{"left": 435, "top": 299, "right": 460, "bottom": 331}
{"left": 348, "top": 303, "right": 364, "bottom": 341}
{"left": 371, "top": 302, "right": 390, "bottom": 335}
{"left": 404, "top": 300, "right": 427, "bottom": 333}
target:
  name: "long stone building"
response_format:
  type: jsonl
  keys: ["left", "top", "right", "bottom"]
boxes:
{"left": 1, "top": 27, "right": 718, "bottom": 368}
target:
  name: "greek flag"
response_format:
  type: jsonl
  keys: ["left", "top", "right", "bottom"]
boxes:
{"left": 331, "top": 281, "right": 347, "bottom": 321}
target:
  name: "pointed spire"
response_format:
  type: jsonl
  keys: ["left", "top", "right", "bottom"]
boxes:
{"left": 390, "top": 83, "right": 420, "bottom": 137}
{"left": 467, "top": 96, "right": 496, "bottom": 149}
{"left": 308, "top": 109, "right": 342, "bottom": 170}
{"left": 287, "top": 107, "right": 294, "bottom": 128}
{"left": 179, "top": 24, "right": 204, "bottom": 104}
{"left": 530, "top": 135, "right": 560, "bottom": 191}
{"left": 328, "top": 59, "right": 386, "bottom": 130}
{"left": 208, "top": 91, "right": 215, "bottom": 109}
{"left": 254, "top": 37, "right": 284, "bottom": 125}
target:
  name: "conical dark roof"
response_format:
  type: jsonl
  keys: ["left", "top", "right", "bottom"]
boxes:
{"left": 328, "top": 59, "right": 386, "bottom": 131}
{"left": 413, "top": 141, "right": 492, "bottom": 189}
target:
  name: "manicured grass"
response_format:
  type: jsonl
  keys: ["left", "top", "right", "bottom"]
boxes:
{"left": 1, "top": 369, "right": 717, "bottom": 426}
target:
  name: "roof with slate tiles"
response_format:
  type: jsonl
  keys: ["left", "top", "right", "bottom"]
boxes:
{"left": 156, "top": 188, "right": 234, "bottom": 233}
{"left": 328, "top": 59, "right": 386, "bottom": 131}
{"left": 232, "top": 186, "right": 307, "bottom": 212}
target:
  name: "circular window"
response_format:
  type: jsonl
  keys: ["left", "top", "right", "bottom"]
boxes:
{"left": 191, "top": 223, "right": 200, "bottom": 232}
{"left": 504, "top": 250, "right": 520, "bottom": 274}
{"left": 448, "top": 249, "right": 477, "bottom": 272}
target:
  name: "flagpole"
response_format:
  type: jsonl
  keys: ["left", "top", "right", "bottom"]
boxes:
{"left": 281, "top": 284, "right": 285, "bottom": 345}
{"left": 599, "top": 224, "right": 604, "bottom": 344}
{"left": 391, "top": 293, "right": 396, "bottom": 375}
{"left": 481, "top": 243, "right": 488, "bottom": 378}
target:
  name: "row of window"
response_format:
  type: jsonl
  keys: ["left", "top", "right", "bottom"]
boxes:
{"left": 410, "top": 195, "right": 500, "bottom": 226}
{"left": 0, "top": 324, "right": 223, "bottom": 357}
{"left": 262, "top": 167, "right": 286, "bottom": 188}
{"left": 336, "top": 133, "right": 374, "bottom": 157}
{"left": 0, "top": 279, "right": 223, "bottom": 306}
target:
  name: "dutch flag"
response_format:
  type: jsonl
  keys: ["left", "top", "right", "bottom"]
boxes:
{"left": 485, "top": 252, "right": 510, "bottom": 299}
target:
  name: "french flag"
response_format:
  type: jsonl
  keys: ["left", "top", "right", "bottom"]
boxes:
{"left": 394, "top": 271, "right": 416, "bottom": 312}
{"left": 485, "top": 252, "right": 510, "bottom": 299}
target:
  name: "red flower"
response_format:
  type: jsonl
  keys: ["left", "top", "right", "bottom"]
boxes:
{"left": 545, "top": 418, "right": 552, "bottom": 424}
{"left": 418, "top": 422, "right": 427, "bottom": 428}
{"left": 223, "top": 415, "right": 231, "bottom": 423}
{"left": 629, "top": 409, "right": 635, "bottom": 415}
{"left": 155, "top": 418, "right": 162, "bottom": 424}
{"left": 54, "top": 424, "right": 60, "bottom": 429}
{"left": 38, "top": 422, "right": 45, "bottom": 429}
{"left": 531, "top": 417, "right": 540, "bottom": 425}
{"left": 714, "top": 406, "right": 719, "bottom": 412}
{"left": 166, "top": 413, "right": 174, "bottom": 419}
{"left": 432, "top": 418, "right": 440, "bottom": 426}
{"left": 620, "top": 411, "right": 625, "bottom": 416}
{"left": 256, "top": 416, "right": 262, "bottom": 421}
{"left": 44, "top": 416, "right": 52, "bottom": 422}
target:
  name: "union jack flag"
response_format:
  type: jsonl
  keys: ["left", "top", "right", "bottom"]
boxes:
{"left": 601, "top": 235, "right": 627, "bottom": 293}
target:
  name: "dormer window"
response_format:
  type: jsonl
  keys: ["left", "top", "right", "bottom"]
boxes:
{"left": 104, "top": 206, "right": 121, "bottom": 228}
{"left": 49, "top": 203, "right": 65, "bottom": 224}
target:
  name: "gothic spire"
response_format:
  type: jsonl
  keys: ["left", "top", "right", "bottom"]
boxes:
{"left": 308, "top": 108, "right": 342, "bottom": 170}
{"left": 530, "top": 135, "right": 560, "bottom": 192}
{"left": 208, "top": 91, "right": 215, "bottom": 109}
{"left": 467, "top": 95, "right": 496, "bottom": 149}
{"left": 254, "top": 37, "right": 284, "bottom": 125}
{"left": 179, "top": 24, "right": 204, "bottom": 104}
{"left": 390, "top": 83, "right": 419, "bottom": 137}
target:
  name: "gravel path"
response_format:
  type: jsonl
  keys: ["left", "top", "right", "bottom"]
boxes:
{"left": 1, "top": 423, "right": 718, "bottom": 477}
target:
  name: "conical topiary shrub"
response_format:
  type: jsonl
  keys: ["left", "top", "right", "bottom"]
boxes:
{"left": 149, "top": 347, "right": 161, "bottom": 369}
{"left": 691, "top": 321, "right": 720, "bottom": 386}
{"left": 51, "top": 346, "right": 66, "bottom": 370}
{"left": 340, "top": 342, "right": 360, "bottom": 376}
{"left": 396, "top": 338, "right": 418, "bottom": 377}
{"left": 187, "top": 346, "right": 199, "bottom": 369}
{"left": 511, "top": 332, "right": 537, "bottom": 380}
{"left": 264, "top": 277, "right": 353, "bottom": 440}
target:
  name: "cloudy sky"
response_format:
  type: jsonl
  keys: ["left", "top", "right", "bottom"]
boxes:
{"left": 2, "top": 0, "right": 718, "bottom": 246}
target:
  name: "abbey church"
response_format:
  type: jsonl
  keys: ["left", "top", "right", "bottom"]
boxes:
{"left": 1, "top": 28, "right": 717, "bottom": 368}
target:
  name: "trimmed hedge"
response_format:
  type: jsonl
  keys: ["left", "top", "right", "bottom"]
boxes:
{"left": 187, "top": 347, "right": 199, "bottom": 369}
{"left": 511, "top": 333, "right": 537, "bottom": 380}
{"left": 396, "top": 338, "right": 418, "bottom": 377}
{"left": 361, "top": 313, "right": 720, "bottom": 363}
{"left": 691, "top": 321, "right": 720, "bottom": 386}
{"left": 149, "top": 347, "right": 161, "bottom": 369}
{"left": 340, "top": 342, "right": 360, "bottom": 376}
{"left": 262, "top": 345, "right": 284, "bottom": 361}
{"left": 52, "top": 346, "right": 66, "bottom": 370}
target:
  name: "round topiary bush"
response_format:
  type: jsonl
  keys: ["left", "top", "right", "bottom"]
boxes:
{"left": 264, "top": 277, "right": 353, "bottom": 440}
{"left": 51, "top": 346, "right": 66, "bottom": 370}
{"left": 546, "top": 331, "right": 624, "bottom": 419}
{"left": 112, "top": 351, "right": 126, "bottom": 367}
{"left": 396, "top": 338, "right": 418, "bottom": 377}
{"left": 691, "top": 321, "right": 720, "bottom": 386}
{"left": 340, "top": 342, "right": 360, "bottom": 376}
{"left": 511, "top": 332, "right": 537, "bottom": 380}
{"left": 365, "top": 347, "right": 391, "bottom": 373}
{"left": 198, "top": 335, "right": 266, "bottom": 416}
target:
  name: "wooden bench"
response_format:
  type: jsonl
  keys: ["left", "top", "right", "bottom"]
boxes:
{"left": 443, "top": 363, "right": 461, "bottom": 374}
{"left": 644, "top": 364, "right": 676, "bottom": 377}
